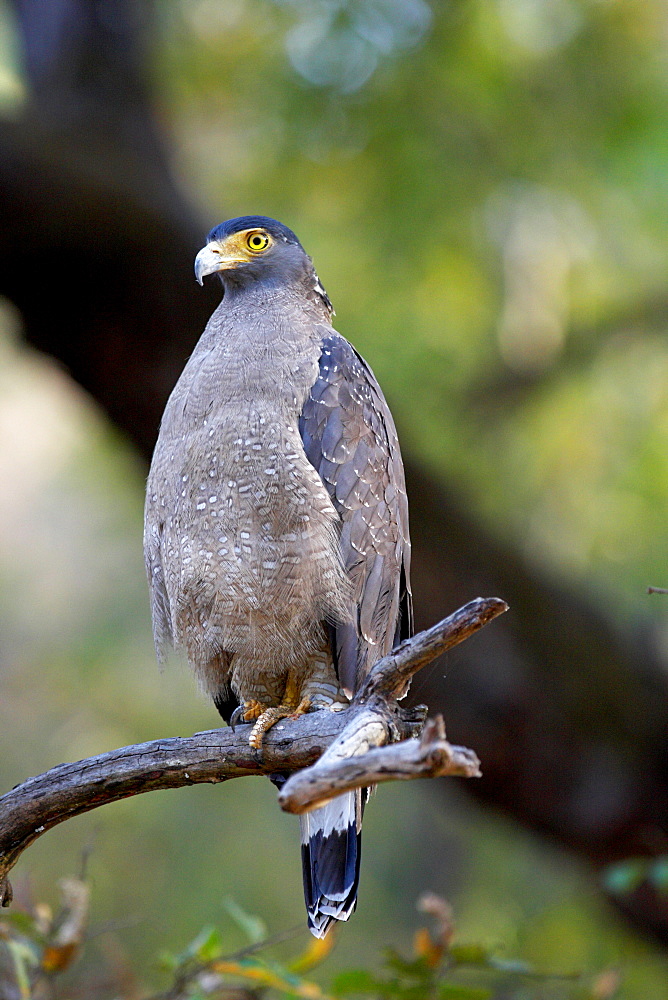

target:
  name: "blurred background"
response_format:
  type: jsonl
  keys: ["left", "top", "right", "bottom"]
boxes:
{"left": 1, "top": 0, "right": 668, "bottom": 995}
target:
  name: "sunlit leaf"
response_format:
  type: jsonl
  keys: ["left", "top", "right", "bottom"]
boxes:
{"left": 192, "top": 924, "right": 225, "bottom": 963}
{"left": 171, "top": 923, "right": 224, "bottom": 968}
{"left": 213, "top": 957, "right": 332, "bottom": 998}
{"left": 413, "top": 926, "right": 444, "bottom": 967}
{"left": 41, "top": 941, "right": 79, "bottom": 973}
{"left": 290, "top": 930, "right": 336, "bottom": 974}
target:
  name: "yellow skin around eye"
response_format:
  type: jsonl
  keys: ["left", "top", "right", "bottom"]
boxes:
{"left": 194, "top": 230, "right": 275, "bottom": 280}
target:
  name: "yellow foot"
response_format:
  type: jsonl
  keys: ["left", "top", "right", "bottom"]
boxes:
{"left": 242, "top": 699, "right": 264, "bottom": 722}
{"left": 229, "top": 699, "right": 264, "bottom": 730}
{"left": 249, "top": 697, "right": 311, "bottom": 750}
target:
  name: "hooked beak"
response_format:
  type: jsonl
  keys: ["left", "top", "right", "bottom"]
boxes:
{"left": 194, "top": 242, "right": 245, "bottom": 285}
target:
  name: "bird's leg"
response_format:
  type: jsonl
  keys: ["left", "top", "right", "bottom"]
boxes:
{"left": 248, "top": 700, "right": 310, "bottom": 749}
{"left": 229, "top": 699, "right": 264, "bottom": 731}
{"left": 248, "top": 671, "right": 311, "bottom": 749}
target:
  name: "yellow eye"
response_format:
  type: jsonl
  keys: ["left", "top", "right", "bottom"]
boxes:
{"left": 244, "top": 230, "right": 271, "bottom": 253}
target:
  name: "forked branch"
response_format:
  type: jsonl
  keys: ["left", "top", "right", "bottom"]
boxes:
{"left": 0, "top": 597, "right": 507, "bottom": 907}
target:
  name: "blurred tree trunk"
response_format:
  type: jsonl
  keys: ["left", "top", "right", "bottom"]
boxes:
{"left": 1, "top": 0, "right": 667, "bottom": 944}
{"left": 0, "top": 0, "right": 220, "bottom": 454}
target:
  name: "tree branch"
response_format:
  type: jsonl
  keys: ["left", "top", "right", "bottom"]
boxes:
{"left": 357, "top": 596, "right": 510, "bottom": 701}
{"left": 278, "top": 716, "right": 481, "bottom": 814}
{"left": 0, "top": 597, "right": 507, "bottom": 908}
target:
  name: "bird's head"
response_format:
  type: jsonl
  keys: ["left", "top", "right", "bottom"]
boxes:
{"left": 194, "top": 216, "right": 332, "bottom": 311}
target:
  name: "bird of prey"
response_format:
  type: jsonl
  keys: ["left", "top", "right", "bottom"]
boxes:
{"left": 144, "top": 216, "right": 412, "bottom": 937}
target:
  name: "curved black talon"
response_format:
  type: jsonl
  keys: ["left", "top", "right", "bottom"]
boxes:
{"left": 229, "top": 704, "right": 247, "bottom": 731}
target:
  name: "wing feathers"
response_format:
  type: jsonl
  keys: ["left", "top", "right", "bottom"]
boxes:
{"left": 298, "top": 331, "right": 412, "bottom": 937}
{"left": 299, "top": 332, "right": 412, "bottom": 691}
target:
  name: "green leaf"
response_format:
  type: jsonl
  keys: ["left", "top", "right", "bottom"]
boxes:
{"left": 331, "top": 968, "right": 388, "bottom": 994}
{"left": 155, "top": 949, "right": 179, "bottom": 972}
{"left": 176, "top": 924, "right": 222, "bottom": 966}
{"left": 438, "top": 985, "right": 492, "bottom": 1000}
{"left": 170, "top": 924, "right": 224, "bottom": 969}
{"left": 192, "top": 924, "right": 225, "bottom": 963}
{"left": 383, "top": 947, "right": 431, "bottom": 977}
{"left": 5, "top": 939, "right": 39, "bottom": 1000}
{"left": 332, "top": 967, "right": 422, "bottom": 997}
{"left": 222, "top": 897, "right": 267, "bottom": 944}
{"left": 4, "top": 911, "right": 39, "bottom": 937}
{"left": 330, "top": 969, "right": 384, "bottom": 997}
{"left": 447, "top": 944, "right": 492, "bottom": 967}
{"left": 214, "top": 955, "right": 331, "bottom": 998}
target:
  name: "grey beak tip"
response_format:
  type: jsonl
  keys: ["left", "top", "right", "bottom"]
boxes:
{"left": 194, "top": 243, "right": 222, "bottom": 285}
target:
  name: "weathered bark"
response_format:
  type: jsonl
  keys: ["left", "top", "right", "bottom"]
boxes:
{"left": 278, "top": 716, "right": 480, "bottom": 813}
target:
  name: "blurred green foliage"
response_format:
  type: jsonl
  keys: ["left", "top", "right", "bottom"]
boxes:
{"left": 0, "top": 882, "right": 625, "bottom": 999}
{"left": 156, "top": 0, "right": 668, "bottom": 610}
{"left": 2, "top": 0, "right": 668, "bottom": 997}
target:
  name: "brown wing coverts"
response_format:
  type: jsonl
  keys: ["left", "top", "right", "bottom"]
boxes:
{"left": 299, "top": 332, "right": 412, "bottom": 693}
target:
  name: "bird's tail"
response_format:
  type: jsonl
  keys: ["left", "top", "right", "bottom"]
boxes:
{"left": 299, "top": 789, "right": 363, "bottom": 938}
